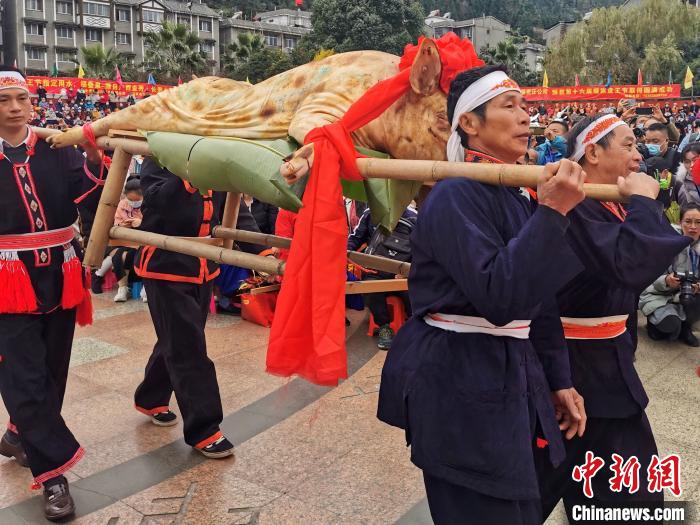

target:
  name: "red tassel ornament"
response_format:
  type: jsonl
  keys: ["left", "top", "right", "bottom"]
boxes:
{"left": 0, "top": 251, "right": 38, "bottom": 313}
{"left": 61, "top": 245, "right": 84, "bottom": 310}
{"left": 75, "top": 269, "right": 93, "bottom": 327}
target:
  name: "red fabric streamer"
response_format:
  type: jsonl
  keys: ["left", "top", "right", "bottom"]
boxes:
{"left": 267, "top": 33, "right": 484, "bottom": 386}
{"left": 266, "top": 68, "right": 413, "bottom": 385}
{"left": 0, "top": 256, "right": 37, "bottom": 313}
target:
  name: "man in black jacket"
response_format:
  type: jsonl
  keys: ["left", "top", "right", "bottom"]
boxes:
{"left": 348, "top": 206, "right": 416, "bottom": 349}
{"left": 133, "top": 158, "right": 233, "bottom": 458}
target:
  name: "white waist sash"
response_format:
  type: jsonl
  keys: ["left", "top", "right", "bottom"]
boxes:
{"left": 424, "top": 313, "right": 531, "bottom": 339}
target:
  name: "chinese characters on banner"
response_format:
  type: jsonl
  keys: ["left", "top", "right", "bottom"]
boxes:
{"left": 573, "top": 452, "right": 682, "bottom": 498}
{"left": 25, "top": 76, "right": 174, "bottom": 99}
{"left": 522, "top": 84, "right": 682, "bottom": 101}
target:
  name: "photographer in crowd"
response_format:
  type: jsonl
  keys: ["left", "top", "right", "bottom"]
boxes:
{"left": 640, "top": 203, "right": 700, "bottom": 347}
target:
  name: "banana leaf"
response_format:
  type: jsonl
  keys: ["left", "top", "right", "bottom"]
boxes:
{"left": 145, "top": 132, "right": 421, "bottom": 231}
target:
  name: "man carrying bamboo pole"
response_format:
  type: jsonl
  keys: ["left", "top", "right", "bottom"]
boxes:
{"left": 0, "top": 66, "right": 104, "bottom": 521}
{"left": 132, "top": 157, "right": 234, "bottom": 458}
{"left": 535, "top": 114, "right": 690, "bottom": 521}
{"left": 377, "top": 64, "right": 589, "bottom": 524}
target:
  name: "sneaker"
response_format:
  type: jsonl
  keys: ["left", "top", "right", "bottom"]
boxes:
{"left": 196, "top": 436, "right": 234, "bottom": 459}
{"left": 151, "top": 410, "right": 177, "bottom": 427}
{"left": 377, "top": 324, "right": 394, "bottom": 350}
{"left": 140, "top": 286, "right": 148, "bottom": 303}
{"left": 43, "top": 476, "right": 75, "bottom": 521}
{"left": 114, "top": 286, "right": 128, "bottom": 302}
{"left": 90, "top": 271, "right": 104, "bottom": 294}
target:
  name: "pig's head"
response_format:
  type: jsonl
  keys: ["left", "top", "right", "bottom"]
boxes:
{"left": 378, "top": 38, "right": 451, "bottom": 161}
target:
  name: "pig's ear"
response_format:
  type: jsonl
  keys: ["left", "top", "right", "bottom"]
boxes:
{"left": 409, "top": 38, "right": 442, "bottom": 96}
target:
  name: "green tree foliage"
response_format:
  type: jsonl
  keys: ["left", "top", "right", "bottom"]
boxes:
{"left": 223, "top": 32, "right": 293, "bottom": 83}
{"left": 544, "top": 0, "right": 700, "bottom": 86}
{"left": 73, "top": 45, "right": 124, "bottom": 79}
{"left": 142, "top": 22, "right": 209, "bottom": 82}
{"left": 480, "top": 39, "right": 539, "bottom": 86}
{"left": 304, "top": 0, "right": 425, "bottom": 56}
{"left": 221, "top": 32, "right": 264, "bottom": 75}
{"left": 420, "top": 0, "right": 622, "bottom": 38}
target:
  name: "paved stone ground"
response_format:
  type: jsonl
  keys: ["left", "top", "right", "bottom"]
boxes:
{"left": 0, "top": 290, "right": 698, "bottom": 524}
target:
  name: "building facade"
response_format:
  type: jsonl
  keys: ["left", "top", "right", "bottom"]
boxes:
{"left": 219, "top": 8, "right": 311, "bottom": 54}
{"left": 2, "top": 0, "right": 220, "bottom": 75}
{"left": 542, "top": 21, "right": 576, "bottom": 49}
{"left": 424, "top": 14, "right": 511, "bottom": 54}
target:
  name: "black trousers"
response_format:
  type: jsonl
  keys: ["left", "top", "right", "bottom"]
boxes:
{"left": 0, "top": 309, "right": 82, "bottom": 481}
{"left": 135, "top": 279, "right": 223, "bottom": 447}
{"left": 423, "top": 471, "right": 541, "bottom": 525}
{"left": 535, "top": 412, "right": 663, "bottom": 522}
{"left": 363, "top": 273, "right": 411, "bottom": 327}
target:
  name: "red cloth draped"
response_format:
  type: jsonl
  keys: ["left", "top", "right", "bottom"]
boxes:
{"left": 266, "top": 69, "right": 412, "bottom": 385}
{"left": 266, "top": 33, "right": 484, "bottom": 386}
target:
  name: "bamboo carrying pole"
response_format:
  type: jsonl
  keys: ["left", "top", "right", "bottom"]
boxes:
{"left": 84, "top": 147, "right": 133, "bottom": 266}
{"left": 110, "top": 226, "right": 285, "bottom": 275}
{"left": 212, "top": 227, "right": 412, "bottom": 276}
{"left": 357, "top": 158, "right": 626, "bottom": 203}
{"left": 220, "top": 193, "right": 242, "bottom": 250}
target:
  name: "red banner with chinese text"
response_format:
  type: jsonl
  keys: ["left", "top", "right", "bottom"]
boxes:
{"left": 26, "top": 76, "right": 175, "bottom": 98}
{"left": 522, "top": 84, "right": 681, "bottom": 101}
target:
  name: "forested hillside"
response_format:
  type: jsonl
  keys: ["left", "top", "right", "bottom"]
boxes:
{"left": 207, "top": 0, "right": 625, "bottom": 35}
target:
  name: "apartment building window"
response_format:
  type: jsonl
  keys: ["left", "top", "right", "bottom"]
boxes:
{"left": 56, "top": 1, "right": 73, "bottom": 15}
{"left": 461, "top": 27, "right": 473, "bottom": 39}
{"left": 27, "top": 47, "right": 45, "bottom": 61}
{"left": 177, "top": 16, "right": 190, "bottom": 26}
{"left": 284, "top": 37, "right": 295, "bottom": 49}
{"left": 56, "top": 50, "right": 76, "bottom": 62}
{"left": 115, "top": 32, "right": 131, "bottom": 45}
{"left": 26, "top": 23, "right": 45, "bottom": 36}
{"left": 25, "top": 0, "right": 43, "bottom": 12}
{"left": 200, "top": 41, "right": 213, "bottom": 54}
{"left": 84, "top": 2, "right": 109, "bottom": 16}
{"left": 116, "top": 8, "right": 130, "bottom": 22}
{"left": 199, "top": 19, "right": 212, "bottom": 32}
{"left": 56, "top": 26, "right": 73, "bottom": 39}
{"left": 142, "top": 10, "right": 163, "bottom": 23}
{"left": 86, "top": 28, "right": 102, "bottom": 42}
{"left": 264, "top": 35, "right": 278, "bottom": 47}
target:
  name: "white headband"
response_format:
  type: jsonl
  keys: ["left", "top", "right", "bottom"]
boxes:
{"left": 0, "top": 71, "right": 29, "bottom": 94}
{"left": 447, "top": 71, "right": 521, "bottom": 162}
{"left": 570, "top": 115, "right": 626, "bottom": 162}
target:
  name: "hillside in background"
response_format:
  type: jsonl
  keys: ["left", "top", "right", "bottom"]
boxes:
{"left": 207, "top": 0, "right": 625, "bottom": 35}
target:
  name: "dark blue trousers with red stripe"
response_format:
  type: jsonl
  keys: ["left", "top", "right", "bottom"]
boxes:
{"left": 134, "top": 279, "right": 223, "bottom": 448}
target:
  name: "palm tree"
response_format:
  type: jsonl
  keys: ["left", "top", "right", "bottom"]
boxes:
{"left": 221, "top": 32, "right": 264, "bottom": 75}
{"left": 73, "top": 45, "right": 124, "bottom": 79}
{"left": 142, "top": 22, "right": 208, "bottom": 81}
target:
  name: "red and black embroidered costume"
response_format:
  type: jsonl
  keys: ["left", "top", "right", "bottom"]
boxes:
{"left": 0, "top": 125, "right": 104, "bottom": 486}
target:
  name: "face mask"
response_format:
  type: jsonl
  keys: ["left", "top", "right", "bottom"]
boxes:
{"left": 646, "top": 144, "right": 662, "bottom": 156}
{"left": 127, "top": 199, "right": 143, "bottom": 209}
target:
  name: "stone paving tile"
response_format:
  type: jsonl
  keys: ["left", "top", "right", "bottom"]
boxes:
{"left": 72, "top": 501, "right": 144, "bottom": 525}
{"left": 70, "top": 337, "right": 129, "bottom": 367}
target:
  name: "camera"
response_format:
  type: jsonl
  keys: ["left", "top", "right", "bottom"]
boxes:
{"left": 675, "top": 271, "right": 698, "bottom": 306}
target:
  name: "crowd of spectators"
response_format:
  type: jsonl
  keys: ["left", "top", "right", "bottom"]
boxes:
{"left": 29, "top": 83, "right": 138, "bottom": 130}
